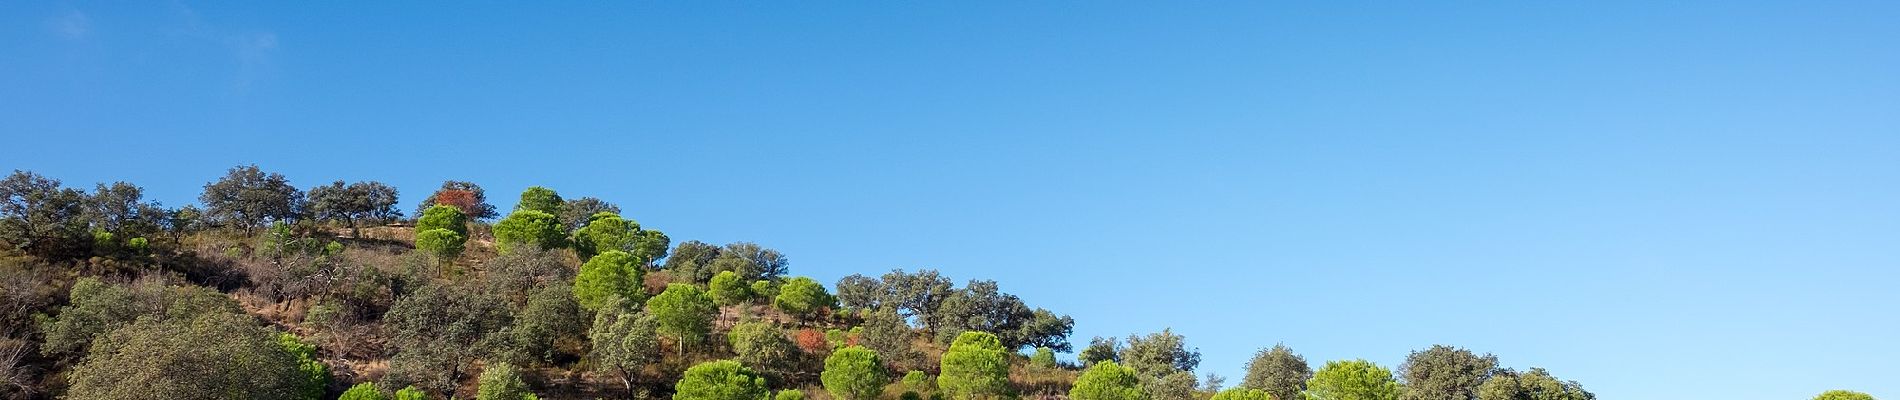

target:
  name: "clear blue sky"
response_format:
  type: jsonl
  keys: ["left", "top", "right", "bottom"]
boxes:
{"left": 4, "top": 2, "right": 1897, "bottom": 398}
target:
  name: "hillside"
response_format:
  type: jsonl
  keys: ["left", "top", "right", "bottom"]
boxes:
{"left": 0, "top": 166, "right": 1597, "bottom": 400}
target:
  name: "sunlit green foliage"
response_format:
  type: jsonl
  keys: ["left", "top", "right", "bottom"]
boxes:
{"left": 647, "top": 283, "right": 717, "bottom": 350}
{"left": 674, "top": 360, "right": 771, "bottom": 400}
{"left": 494, "top": 209, "right": 565, "bottom": 253}
{"left": 823, "top": 346, "right": 888, "bottom": 400}
{"left": 938, "top": 331, "right": 1010, "bottom": 400}
{"left": 1070, "top": 361, "right": 1144, "bottom": 400}
{"left": 774, "top": 276, "right": 835, "bottom": 318}
{"left": 575, "top": 250, "right": 645, "bottom": 311}
{"left": 1304, "top": 359, "right": 1400, "bottom": 400}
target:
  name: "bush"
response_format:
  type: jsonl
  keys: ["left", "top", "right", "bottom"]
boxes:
{"left": 673, "top": 360, "right": 770, "bottom": 400}
{"left": 777, "top": 390, "right": 807, "bottom": 400}
{"left": 393, "top": 386, "right": 428, "bottom": 400}
{"left": 339, "top": 382, "right": 388, "bottom": 400}
{"left": 902, "top": 371, "right": 934, "bottom": 394}
{"left": 278, "top": 333, "right": 331, "bottom": 400}
{"left": 66, "top": 311, "right": 307, "bottom": 399}
{"left": 728, "top": 321, "right": 798, "bottom": 383}
{"left": 1069, "top": 361, "right": 1142, "bottom": 400}
{"left": 1210, "top": 387, "right": 1273, "bottom": 400}
{"left": 1031, "top": 347, "right": 1058, "bottom": 369}
{"left": 477, "top": 363, "right": 536, "bottom": 400}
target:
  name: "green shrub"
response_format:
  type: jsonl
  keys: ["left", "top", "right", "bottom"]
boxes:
{"left": 339, "top": 382, "right": 388, "bottom": 400}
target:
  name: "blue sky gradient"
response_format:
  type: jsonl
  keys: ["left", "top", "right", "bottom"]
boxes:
{"left": 4, "top": 2, "right": 1897, "bottom": 398}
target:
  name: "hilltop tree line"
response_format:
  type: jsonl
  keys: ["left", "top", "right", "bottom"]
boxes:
{"left": 0, "top": 166, "right": 1871, "bottom": 400}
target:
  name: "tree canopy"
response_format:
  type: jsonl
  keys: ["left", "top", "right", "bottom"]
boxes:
{"left": 1070, "top": 361, "right": 1144, "bottom": 400}
{"left": 574, "top": 250, "right": 646, "bottom": 311}
{"left": 823, "top": 346, "right": 888, "bottom": 400}
{"left": 938, "top": 331, "right": 1011, "bottom": 400}
{"left": 1305, "top": 359, "right": 1402, "bottom": 400}
{"left": 1398, "top": 345, "right": 1497, "bottom": 400}
{"left": 674, "top": 360, "right": 772, "bottom": 400}
{"left": 647, "top": 283, "right": 717, "bottom": 350}
{"left": 66, "top": 311, "right": 308, "bottom": 399}
{"left": 1244, "top": 344, "right": 1311, "bottom": 400}
{"left": 494, "top": 209, "right": 566, "bottom": 253}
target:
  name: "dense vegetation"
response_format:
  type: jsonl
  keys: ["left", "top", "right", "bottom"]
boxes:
{"left": 0, "top": 166, "right": 1864, "bottom": 400}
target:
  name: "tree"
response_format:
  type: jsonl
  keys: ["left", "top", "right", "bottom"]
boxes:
{"left": 515, "top": 186, "right": 564, "bottom": 215}
{"left": 835, "top": 274, "right": 881, "bottom": 310}
{"left": 1211, "top": 388, "right": 1273, "bottom": 400}
{"left": 778, "top": 390, "right": 807, "bottom": 400}
{"left": 494, "top": 209, "right": 565, "bottom": 253}
{"left": 1079, "top": 337, "right": 1122, "bottom": 366}
{"left": 1121, "top": 329, "right": 1201, "bottom": 379}
{"left": 1145, "top": 371, "right": 1199, "bottom": 400}
{"left": 278, "top": 333, "right": 331, "bottom": 400}
{"left": 479, "top": 246, "right": 575, "bottom": 304}
{"left": 560, "top": 196, "right": 620, "bottom": 231}
{"left": 1013, "top": 308, "right": 1076, "bottom": 353}
{"left": 415, "top": 228, "right": 467, "bottom": 261}
{"left": 1398, "top": 345, "right": 1497, "bottom": 400}
{"left": 1476, "top": 368, "right": 1593, "bottom": 400}
{"left": 39, "top": 277, "right": 239, "bottom": 358}
{"left": 774, "top": 276, "right": 836, "bottom": 318}
{"left": 1244, "top": 344, "right": 1312, "bottom": 400}
{"left": 573, "top": 212, "right": 639, "bottom": 259}
{"left": 502, "top": 283, "right": 587, "bottom": 366}
{"left": 673, "top": 360, "right": 771, "bottom": 400}
{"left": 824, "top": 346, "right": 889, "bottom": 400}
{"left": 65, "top": 311, "right": 308, "bottom": 399}
{"left": 1305, "top": 359, "right": 1401, "bottom": 400}
{"left": 858, "top": 307, "right": 920, "bottom": 368}
{"left": 417, "top": 180, "right": 498, "bottom": 220}
{"left": 0, "top": 170, "right": 92, "bottom": 258}
{"left": 199, "top": 164, "right": 303, "bottom": 231}
{"left": 575, "top": 251, "right": 646, "bottom": 311}
{"left": 307, "top": 180, "right": 401, "bottom": 237}
{"left": 478, "top": 363, "right": 538, "bottom": 400}
{"left": 589, "top": 310, "right": 661, "bottom": 394}
{"left": 938, "top": 331, "right": 1010, "bottom": 400}
{"left": 1070, "top": 361, "right": 1144, "bottom": 400}
{"left": 1031, "top": 347, "right": 1058, "bottom": 368}
{"left": 416, "top": 205, "right": 469, "bottom": 237}
{"left": 729, "top": 321, "right": 800, "bottom": 384}
{"left": 635, "top": 229, "right": 672, "bottom": 267}
{"left": 932, "top": 280, "right": 1031, "bottom": 345}
{"left": 384, "top": 284, "right": 514, "bottom": 398}
{"left": 709, "top": 271, "right": 753, "bottom": 305}
{"left": 340, "top": 382, "right": 389, "bottom": 400}
{"left": 879, "top": 269, "right": 953, "bottom": 328}
{"left": 708, "top": 242, "right": 790, "bottom": 282}
{"left": 572, "top": 212, "right": 669, "bottom": 264}
{"left": 1811, "top": 391, "right": 1875, "bottom": 400}
{"left": 82, "top": 181, "right": 165, "bottom": 239}
{"left": 663, "top": 240, "right": 721, "bottom": 283}
{"left": 646, "top": 283, "right": 716, "bottom": 352}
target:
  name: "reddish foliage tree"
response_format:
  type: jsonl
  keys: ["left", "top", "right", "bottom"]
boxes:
{"left": 793, "top": 328, "right": 830, "bottom": 354}
{"left": 432, "top": 190, "right": 483, "bottom": 218}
